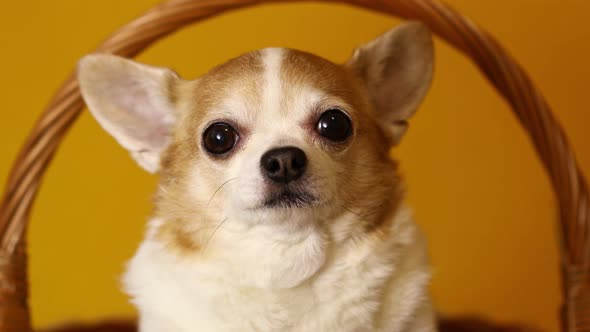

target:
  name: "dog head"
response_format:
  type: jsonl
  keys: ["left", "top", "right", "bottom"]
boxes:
{"left": 78, "top": 22, "right": 433, "bottom": 249}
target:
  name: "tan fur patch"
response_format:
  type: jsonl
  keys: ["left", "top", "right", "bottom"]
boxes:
{"left": 154, "top": 51, "right": 264, "bottom": 254}
{"left": 155, "top": 219, "right": 201, "bottom": 253}
{"left": 281, "top": 49, "right": 405, "bottom": 235}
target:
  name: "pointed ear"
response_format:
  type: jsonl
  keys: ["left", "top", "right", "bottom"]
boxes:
{"left": 77, "top": 54, "right": 180, "bottom": 173}
{"left": 347, "top": 22, "right": 434, "bottom": 144}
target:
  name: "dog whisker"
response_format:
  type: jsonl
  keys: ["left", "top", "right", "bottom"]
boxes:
{"left": 203, "top": 217, "right": 229, "bottom": 252}
{"left": 206, "top": 177, "right": 239, "bottom": 209}
{"left": 341, "top": 205, "right": 367, "bottom": 220}
{"left": 351, "top": 162, "right": 391, "bottom": 171}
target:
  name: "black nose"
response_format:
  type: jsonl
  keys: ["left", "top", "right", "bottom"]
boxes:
{"left": 261, "top": 147, "right": 307, "bottom": 184}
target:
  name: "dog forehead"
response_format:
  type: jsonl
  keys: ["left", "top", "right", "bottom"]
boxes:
{"left": 280, "top": 48, "right": 356, "bottom": 98}
{"left": 277, "top": 49, "right": 361, "bottom": 122}
{"left": 185, "top": 48, "right": 358, "bottom": 122}
{"left": 188, "top": 50, "right": 264, "bottom": 114}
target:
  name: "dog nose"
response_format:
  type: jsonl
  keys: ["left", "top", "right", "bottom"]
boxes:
{"left": 261, "top": 147, "right": 307, "bottom": 184}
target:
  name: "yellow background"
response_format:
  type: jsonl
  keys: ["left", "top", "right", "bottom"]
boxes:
{"left": 1, "top": 1, "right": 589, "bottom": 331}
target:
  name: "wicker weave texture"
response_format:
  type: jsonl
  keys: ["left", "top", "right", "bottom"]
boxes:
{"left": 0, "top": 0, "right": 588, "bottom": 331}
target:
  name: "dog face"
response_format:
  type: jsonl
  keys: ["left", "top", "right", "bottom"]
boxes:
{"left": 78, "top": 22, "right": 433, "bottom": 248}
{"left": 175, "top": 48, "right": 386, "bottom": 229}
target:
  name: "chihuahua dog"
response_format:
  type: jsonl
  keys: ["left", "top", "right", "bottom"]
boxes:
{"left": 77, "top": 21, "right": 435, "bottom": 332}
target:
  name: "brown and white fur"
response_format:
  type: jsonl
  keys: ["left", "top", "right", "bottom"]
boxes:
{"left": 77, "top": 22, "right": 436, "bottom": 332}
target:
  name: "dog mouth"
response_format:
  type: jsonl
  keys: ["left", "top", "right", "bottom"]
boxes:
{"left": 263, "top": 190, "right": 317, "bottom": 209}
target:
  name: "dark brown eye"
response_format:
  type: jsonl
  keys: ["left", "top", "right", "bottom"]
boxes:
{"left": 317, "top": 109, "right": 352, "bottom": 142}
{"left": 203, "top": 123, "right": 238, "bottom": 155}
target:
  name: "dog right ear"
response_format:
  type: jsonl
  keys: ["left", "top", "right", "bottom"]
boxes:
{"left": 77, "top": 54, "right": 180, "bottom": 173}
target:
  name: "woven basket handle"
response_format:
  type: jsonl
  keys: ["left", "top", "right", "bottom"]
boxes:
{"left": 1, "top": 0, "right": 588, "bottom": 331}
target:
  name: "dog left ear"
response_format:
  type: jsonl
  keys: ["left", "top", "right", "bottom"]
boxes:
{"left": 347, "top": 22, "right": 434, "bottom": 144}
{"left": 77, "top": 54, "right": 180, "bottom": 173}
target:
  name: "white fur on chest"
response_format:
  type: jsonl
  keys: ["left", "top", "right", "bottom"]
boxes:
{"left": 123, "top": 208, "right": 434, "bottom": 332}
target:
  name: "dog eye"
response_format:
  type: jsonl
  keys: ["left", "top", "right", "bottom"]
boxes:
{"left": 316, "top": 109, "right": 352, "bottom": 142}
{"left": 203, "top": 123, "right": 238, "bottom": 155}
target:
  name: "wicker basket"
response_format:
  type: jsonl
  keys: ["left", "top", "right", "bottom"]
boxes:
{"left": 0, "top": 0, "right": 588, "bottom": 331}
